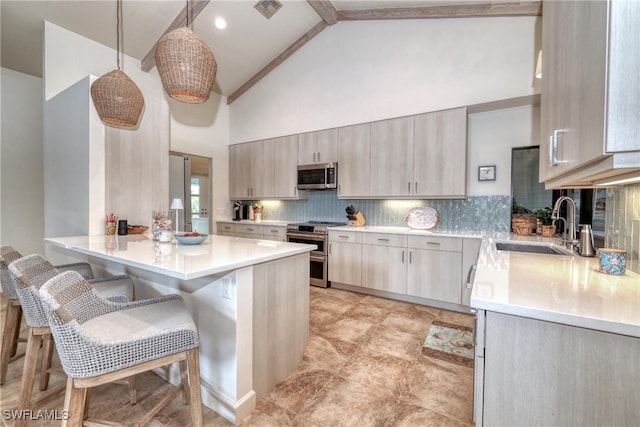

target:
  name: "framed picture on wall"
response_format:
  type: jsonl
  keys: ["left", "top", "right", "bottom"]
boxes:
{"left": 478, "top": 165, "right": 496, "bottom": 181}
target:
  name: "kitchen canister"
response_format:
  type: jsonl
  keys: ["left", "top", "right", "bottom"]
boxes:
{"left": 598, "top": 248, "right": 626, "bottom": 275}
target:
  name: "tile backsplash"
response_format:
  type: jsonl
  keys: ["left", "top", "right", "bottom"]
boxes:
{"left": 248, "top": 191, "right": 511, "bottom": 232}
{"left": 605, "top": 183, "right": 640, "bottom": 274}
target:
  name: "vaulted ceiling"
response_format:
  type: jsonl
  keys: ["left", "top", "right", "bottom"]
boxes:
{"left": 0, "top": 0, "right": 540, "bottom": 103}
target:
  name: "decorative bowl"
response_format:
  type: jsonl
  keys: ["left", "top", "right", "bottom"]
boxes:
{"left": 127, "top": 225, "right": 149, "bottom": 234}
{"left": 174, "top": 233, "right": 208, "bottom": 245}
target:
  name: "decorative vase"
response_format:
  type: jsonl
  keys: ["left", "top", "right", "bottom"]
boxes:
{"left": 106, "top": 221, "right": 117, "bottom": 235}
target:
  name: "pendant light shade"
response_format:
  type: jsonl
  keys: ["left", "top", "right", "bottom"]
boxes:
{"left": 91, "top": 70, "right": 145, "bottom": 127}
{"left": 155, "top": 26, "right": 217, "bottom": 103}
{"left": 91, "top": 0, "right": 145, "bottom": 127}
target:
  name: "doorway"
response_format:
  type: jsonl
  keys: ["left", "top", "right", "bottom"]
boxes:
{"left": 169, "top": 152, "right": 212, "bottom": 233}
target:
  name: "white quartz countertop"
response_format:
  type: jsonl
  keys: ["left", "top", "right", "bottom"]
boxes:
{"left": 217, "top": 220, "right": 290, "bottom": 226}
{"left": 45, "top": 234, "right": 315, "bottom": 280}
{"left": 471, "top": 237, "right": 640, "bottom": 338}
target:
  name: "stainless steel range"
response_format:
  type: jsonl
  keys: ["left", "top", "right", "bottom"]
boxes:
{"left": 286, "top": 221, "right": 345, "bottom": 288}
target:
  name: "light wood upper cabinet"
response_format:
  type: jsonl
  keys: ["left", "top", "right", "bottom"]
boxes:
{"left": 370, "top": 116, "right": 414, "bottom": 197}
{"left": 228, "top": 140, "right": 274, "bottom": 200}
{"left": 540, "top": 0, "right": 640, "bottom": 186}
{"left": 273, "top": 135, "right": 300, "bottom": 199}
{"left": 337, "top": 123, "right": 371, "bottom": 198}
{"left": 298, "top": 129, "right": 338, "bottom": 164}
{"left": 414, "top": 108, "right": 467, "bottom": 198}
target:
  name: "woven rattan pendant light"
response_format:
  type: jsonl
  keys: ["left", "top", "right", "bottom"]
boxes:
{"left": 91, "top": 0, "right": 144, "bottom": 127}
{"left": 155, "top": 0, "right": 217, "bottom": 103}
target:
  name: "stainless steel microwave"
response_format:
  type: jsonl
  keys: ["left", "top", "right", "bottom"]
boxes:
{"left": 297, "top": 163, "right": 337, "bottom": 190}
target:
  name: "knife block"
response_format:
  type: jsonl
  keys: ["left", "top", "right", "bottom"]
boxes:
{"left": 348, "top": 211, "right": 366, "bottom": 227}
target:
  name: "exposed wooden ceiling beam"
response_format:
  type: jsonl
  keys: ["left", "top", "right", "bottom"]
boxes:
{"left": 141, "top": 0, "right": 211, "bottom": 72}
{"left": 336, "top": 1, "right": 542, "bottom": 21}
{"left": 227, "top": 21, "right": 329, "bottom": 105}
{"left": 307, "top": 0, "right": 338, "bottom": 25}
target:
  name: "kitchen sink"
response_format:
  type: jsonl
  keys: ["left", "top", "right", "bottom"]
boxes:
{"left": 495, "top": 242, "right": 572, "bottom": 255}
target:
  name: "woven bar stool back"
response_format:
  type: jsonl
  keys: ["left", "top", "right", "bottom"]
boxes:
{"left": 0, "top": 246, "right": 25, "bottom": 384}
{"left": 40, "top": 270, "right": 203, "bottom": 426}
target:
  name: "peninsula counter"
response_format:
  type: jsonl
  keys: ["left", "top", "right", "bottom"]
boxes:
{"left": 45, "top": 234, "right": 315, "bottom": 424}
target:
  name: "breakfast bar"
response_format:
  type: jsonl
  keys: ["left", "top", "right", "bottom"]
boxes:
{"left": 44, "top": 234, "right": 315, "bottom": 424}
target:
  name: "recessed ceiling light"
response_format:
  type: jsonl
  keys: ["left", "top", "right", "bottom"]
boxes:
{"left": 215, "top": 17, "right": 227, "bottom": 30}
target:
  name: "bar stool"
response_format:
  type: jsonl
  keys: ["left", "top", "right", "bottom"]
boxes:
{"left": 40, "top": 270, "right": 203, "bottom": 427}
{"left": 7, "top": 254, "right": 135, "bottom": 427}
{"left": 1, "top": 246, "right": 97, "bottom": 385}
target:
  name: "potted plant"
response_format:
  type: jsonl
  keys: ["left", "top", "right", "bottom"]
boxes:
{"left": 535, "top": 207, "right": 556, "bottom": 237}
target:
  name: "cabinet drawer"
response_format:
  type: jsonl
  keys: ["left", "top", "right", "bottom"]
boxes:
{"left": 328, "top": 230, "right": 362, "bottom": 243}
{"left": 408, "top": 235, "right": 462, "bottom": 252}
{"left": 362, "top": 233, "right": 407, "bottom": 247}
{"left": 263, "top": 226, "right": 286, "bottom": 238}
{"left": 217, "top": 223, "right": 236, "bottom": 234}
{"left": 236, "top": 224, "right": 263, "bottom": 235}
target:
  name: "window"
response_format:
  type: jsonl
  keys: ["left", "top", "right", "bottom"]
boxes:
{"left": 190, "top": 177, "right": 200, "bottom": 215}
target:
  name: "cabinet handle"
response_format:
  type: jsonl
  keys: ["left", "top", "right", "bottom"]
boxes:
{"left": 224, "top": 226, "right": 231, "bottom": 230}
{"left": 313, "top": 152, "right": 316, "bottom": 163}
{"left": 466, "top": 264, "right": 477, "bottom": 289}
{"left": 329, "top": 243, "right": 332, "bottom": 254}
{"left": 247, "top": 188, "right": 250, "bottom": 197}
{"left": 339, "top": 235, "right": 349, "bottom": 239}
{"left": 410, "top": 251, "right": 412, "bottom": 263}
{"left": 415, "top": 182, "right": 418, "bottom": 194}
{"left": 408, "top": 182, "right": 411, "bottom": 194}
{"left": 377, "top": 238, "right": 389, "bottom": 242}
{"left": 317, "top": 152, "right": 321, "bottom": 162}
{"left": 247, "top": 228, "right": 254, "bottom": 231}
{"left": 294, "top": 186, "right": 297, "bottom": 195}
{"left": 402, "top": 250, "right": 405, "bottom": 263}
{"left": 550, "top": 129, "right": 566, "bottom": 166}
{"left": 270, "top": 229, "right": 278, "bottom": 233}
{"left": 338, "top": 184, "right": 341, "bottom": 195}
{"left": 426, "top": 242, "right": 440, "bottom": 246}
{"left": 548, "top": 135, "right": 556, "bottom": 167}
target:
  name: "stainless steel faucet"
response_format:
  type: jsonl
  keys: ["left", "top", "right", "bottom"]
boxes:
{"left": 551, "top": 196, "right": 578, "bottom": 250}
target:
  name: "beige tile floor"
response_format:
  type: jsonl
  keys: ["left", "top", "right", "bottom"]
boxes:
{"left": 0, "top": 287, "right": 474, "bottom": 426}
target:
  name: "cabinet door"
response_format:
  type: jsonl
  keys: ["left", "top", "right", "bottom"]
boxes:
{"left": 337, "top": 123, "right": 371, "bottom": 198}
{"left": 407, "top": 248, "right": 462, "bottom": 304}
{"left": 273, "top": 135, "right": 300, "bottom": 198}
{"left": 414, "top": 108, "right": 467, "bottom": 197}
{"left": 316, "top": 128, "right": 338, "bottom": 164}
{"left": 328, "top": 241, "right": 361, "bottom": 286}
{"left": 361, "top": 245, "right": 407, "bottom": 294}
{"left": 229, "top": 143, "right": 251, "bottom": 199}
{"left": 298, "top": 132, "right": 316, "bottom": 164}
{"left": 370, "top": 116, "right": 414, "bottom": 197}
{"left": 249, "top": 139, "right": 274, "bottom": 199}
{"left": 540, "top": 0, "right": 607, "bottom": 181}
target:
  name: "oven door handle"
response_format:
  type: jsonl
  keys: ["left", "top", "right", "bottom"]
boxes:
{"left": 286, "top": 233, "right": 326, "bottom": 242}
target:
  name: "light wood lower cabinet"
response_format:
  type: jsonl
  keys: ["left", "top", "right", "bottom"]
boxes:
{"left": 476, "top": 310, "right": 640, "bottom": 426}
{"left": 328, "top": 230, "right": 473, "bottom": 307}
{"left": 216, "top": 222, "right": 286, "bottom": 242}
{"left": 328, "top": 230, "right": 362, "bottom": 286}
{"left": 407, "top": 235, "right": 463, "bottom": 304}
{"left": 361, "top": 233, "right": 408, "bottom": 293}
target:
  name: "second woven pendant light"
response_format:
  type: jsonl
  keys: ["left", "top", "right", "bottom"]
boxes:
{"left": 155, "top": 1, "right": 217, "bottom": 104}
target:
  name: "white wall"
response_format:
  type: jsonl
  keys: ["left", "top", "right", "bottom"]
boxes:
{"left": 0, "top": 68, "right": 45, "bottom": 254}
{"left": 229, "top": 17, "right": 540, "bottom": 144}
{"left": 169, "top": 95, "right": 230, "bottom": 220}
{"left": 467, "top": 105, "right": 540, "bottom": 196}
{"left": 44, "top": 22, "right": 230, "bottom": 224}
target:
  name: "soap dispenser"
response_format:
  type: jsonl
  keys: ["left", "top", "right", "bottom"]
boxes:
{"left": 578, "top": 224, "right": 595, "bottom": 257}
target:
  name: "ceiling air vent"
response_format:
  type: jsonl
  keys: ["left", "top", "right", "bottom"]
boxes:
{"left": 254, "top": 0, "right": 283, "bottom": 19}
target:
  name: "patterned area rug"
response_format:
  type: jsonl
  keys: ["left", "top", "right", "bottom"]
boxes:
{"left": 421, "top": 320, "right": 474, "bottom": 368}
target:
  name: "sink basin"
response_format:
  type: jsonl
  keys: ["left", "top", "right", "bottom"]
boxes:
{"left": 495, "top": 242, "right": 572, "bottom": 255}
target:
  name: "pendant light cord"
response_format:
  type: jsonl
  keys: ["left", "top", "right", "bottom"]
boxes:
{"left": 116, "top": 0, "right": 121, "bottom": 70}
